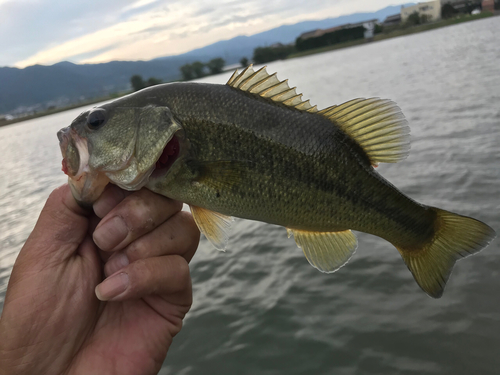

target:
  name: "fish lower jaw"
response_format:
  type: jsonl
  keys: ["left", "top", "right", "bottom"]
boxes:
{"left": 68, "top": 170, "right": 110, "bottom": 205}
{"left": 109, "top": 165, "right": 155, "bottom": 191}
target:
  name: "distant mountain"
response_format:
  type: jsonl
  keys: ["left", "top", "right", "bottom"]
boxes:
{"left": 157, "top": 4, "right": 412, "bottom": 64}
{"left": 0, "top": 4, "right": 411, "bottom": 114}
{"left": 0, "top": 56, "right": 203, "bottom": 114}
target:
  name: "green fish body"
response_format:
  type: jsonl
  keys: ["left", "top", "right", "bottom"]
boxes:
{"left": 58, "top": 66, "right": 495, "bottom": 298}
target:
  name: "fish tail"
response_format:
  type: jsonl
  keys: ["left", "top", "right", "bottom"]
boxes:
{"left": 396, "top": 207, "right": 495, "bottom": 298}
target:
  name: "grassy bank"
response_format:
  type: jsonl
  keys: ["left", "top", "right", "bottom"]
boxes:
{"left": 289, "top": 12, "right": 495, "bottom": 59}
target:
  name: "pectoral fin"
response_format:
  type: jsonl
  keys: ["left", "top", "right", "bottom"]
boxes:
{"left": 287, "top": 228, "right": 357, "bottom": 272}
{"left": 189, "top": 160, "right": 253, "bottom": 191}
{"left": 190, "top": 205, "right": 233, "bottom": 251}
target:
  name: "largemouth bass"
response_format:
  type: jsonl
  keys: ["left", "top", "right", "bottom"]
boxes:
{"left": 58, "top": 65, "right": 495, "bottom": 298}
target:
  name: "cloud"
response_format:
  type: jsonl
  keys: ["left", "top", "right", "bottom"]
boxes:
{"left": 122, "top": 0, "right": 159, "bottom": 12}
{"left": 190, "top": 6, "right": 216, "bottom": 17}
{"left": 4, "top": 0, "right": 410, "bottom": 68}
{"left": 61, "top": 45, "right": 124, "bottom": 63}
{"left": 0, "top": 0, "right": 151, "bottom": 66}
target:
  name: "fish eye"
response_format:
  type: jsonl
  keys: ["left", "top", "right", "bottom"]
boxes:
{"left": 86, "top": 108, "right": 107, "bottom": 130}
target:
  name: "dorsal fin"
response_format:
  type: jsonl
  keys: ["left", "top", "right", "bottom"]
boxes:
{"left": 227, "top": 67, "right": 410, "bottom": 165}
{"left": 321, "top": 98, "right": 410, "bottom": 165}
{"left": 227, "top": 65, "right": 318, "bottom": 113}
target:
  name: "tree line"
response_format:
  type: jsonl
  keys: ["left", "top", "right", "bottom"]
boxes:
{"left": 129, "top": 57, "right": 226, "bottom": 91}
{"left": 179, "top": 58, "right": 225, "bottom": 81}
{"left": 130, "top": 1, "right": 498, "bottom": 90}
{"left": 130, "top": 75, "right": 163, "bottom": 92}
{"left": 295, "top": 26, "right": 366, "bottom": 52}
{"left": 251, "top": 0, "right": 497, "bottom": 64}
{"left": 251, "top": 25, "right": 371, "bottom": 63}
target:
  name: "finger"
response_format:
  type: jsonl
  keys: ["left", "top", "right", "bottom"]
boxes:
{"left": 76, "top": 234, "right": 102, "bottom": 271}
{"left": 104, "top": 211, "right": 200, "bottom": 276}
{"left": 95, "top": 255, "right": 191, "bottom": 303}
{"left": 92, "top": 184, "right": 131, "bottom": 219}
{"left": 88, "top": 214, "right": 100, "bottom": 239}
{"left": 93, "top": 189, "right": 183, "bottom": 252}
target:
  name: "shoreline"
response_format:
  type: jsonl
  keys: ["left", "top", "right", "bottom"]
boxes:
{"left": 1, "top": 12, "right": 497, "bottom": 128}
{"left": 0, "top": 93, "right": 131, "bottom": 128}
{"left": 288, "top": 12, "right": 495, "bottom": 59}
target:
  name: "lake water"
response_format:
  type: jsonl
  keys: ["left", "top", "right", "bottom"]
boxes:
{"left": 1, "top": 17, "right": 499, "bottom": 374}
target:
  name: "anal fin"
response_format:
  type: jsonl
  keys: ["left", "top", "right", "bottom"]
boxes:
{"left": 190, "top": 205, "right": 233, "bottom": 251}
{"left": 287, "top": 228, "right": 358, "bottom": 272}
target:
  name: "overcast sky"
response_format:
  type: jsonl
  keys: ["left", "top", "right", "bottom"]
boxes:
{"left": 0, "top": 0, "right": 408, "bottom": 68}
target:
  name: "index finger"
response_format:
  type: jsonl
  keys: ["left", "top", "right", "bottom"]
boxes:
{"left": 103, "top": 210, "right": 200, "bottom": 276}
{"left": 92, "top": 188, "right": 182, "bottom": 252}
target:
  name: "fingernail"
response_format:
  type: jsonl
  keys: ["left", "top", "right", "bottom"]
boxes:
{"left": 93, "top": 216, "right": 128, "bottom": 250}
{"left": 95, "top": 272, "right": 129, "bottom": 301}
{"left": 104, "top": 253, "right": 129, "bottom": 277}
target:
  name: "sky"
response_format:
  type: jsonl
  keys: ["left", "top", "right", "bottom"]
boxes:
{"left": 0, "top": 0, "right": 409, "bottom": 68}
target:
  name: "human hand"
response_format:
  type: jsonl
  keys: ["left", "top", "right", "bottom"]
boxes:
{"left": 0, "top": 184, "right": 200, "bottom": 375}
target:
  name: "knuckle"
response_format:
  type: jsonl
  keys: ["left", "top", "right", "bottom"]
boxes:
{"left": 122, "top": 195, "right": 155, "bottom": 232}
{"left": 93, "top": 186, "right": 126, "bottom": 218}
{"left": 170, "top": 199, "right": 183, "bottom": 213}
{"left": 171, "top": 255, "right": 191, "bottom": 285}
{"left": 128, "top": 256, "right": 191, "bottom": 297}
{"left": 132, "top": 258, "right": 150, "bottom": 274}
{"left": 49, "top": 185, "right": 64, "bottom": 200}
{"left": 174, "top": 212, "right": 201, "bottom": 244}
{"left": 125, "top": 239, "right": 150, "bottom": 260}
{"left": 128, "top": 258, "right": 156, "bottom": 294}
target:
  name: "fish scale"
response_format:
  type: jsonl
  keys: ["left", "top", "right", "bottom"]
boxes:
{"left": 58, "top": 65, "right": 495, "bottom": 298}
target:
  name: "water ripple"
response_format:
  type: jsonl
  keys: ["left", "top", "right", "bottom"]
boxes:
{"left": 1, "top": 17, "right": 500, "bottom": 375}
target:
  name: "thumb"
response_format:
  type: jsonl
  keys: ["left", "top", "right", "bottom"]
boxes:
{"left": 22, "top": 184, "right": 91, "bottom": 262}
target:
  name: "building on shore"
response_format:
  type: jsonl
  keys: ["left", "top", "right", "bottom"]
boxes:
{"left": 383, "top": 13, "right": 402, "bottom": 26}
{"left": 401, "top": 0, "right": 441, "bottom": 22}
{"left": 482, "top": 0, "right": 495, "bottom": 12}
{"left": 350, "top": 19, "right": 379, "bottom": 39}
{"left": 298, "top": 19, "right": 378, "bottom": 41}
{"left": 298, "top": 29, "right": 325, "bottom": 41}
{"left": 440, "top": 0, "right": 490, "bottom": 13}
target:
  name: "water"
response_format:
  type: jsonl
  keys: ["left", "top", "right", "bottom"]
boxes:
{"left": 1, "top": 17, "right": 500, "bottom": 374}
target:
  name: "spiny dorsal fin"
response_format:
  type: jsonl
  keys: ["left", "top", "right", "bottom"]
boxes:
{"left": 322, "top": 98, "right": 410, "bottom": 165}
{"left": 227, "top": 67, "right": 409, "bottom": 165}
{"left": 227, "top": 65, "right": 318, "bottom": 113}
{"left": 190, "top": 205, "right": 233, "bottom": 251}
{"left": 287, "top": 228, "right": 357, "bottom": 273}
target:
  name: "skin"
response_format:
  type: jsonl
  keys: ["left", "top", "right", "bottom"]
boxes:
{"left": 0, "top": 184, "right": 200, "bottom": 375}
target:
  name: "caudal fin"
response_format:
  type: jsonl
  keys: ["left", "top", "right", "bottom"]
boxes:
{"left": 396, "top": 208, "right": 496, "bottom": 298}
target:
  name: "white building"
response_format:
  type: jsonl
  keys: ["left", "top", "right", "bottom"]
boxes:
{"left": 362, "top": 19, "right": 378, "bottom": 39}
{"left": 345, "top": 19, "right": 379, "bottom": 39}
{"left": 401, "top": 0, "right": 441, "bottom": 22}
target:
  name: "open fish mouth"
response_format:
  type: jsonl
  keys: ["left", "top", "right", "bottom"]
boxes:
{"left": 57, "top": 126, "right": 81, "bottom": 178}
{"left": 58, "top": 127, "right": 110, "bottom": 205}
{"left": 58, "top": 126, "right": 181, "bottom": 205}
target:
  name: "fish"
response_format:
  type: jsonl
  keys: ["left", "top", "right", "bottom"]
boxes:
{"left": 57, "top": 65, "right": 496, "bottom": 298}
